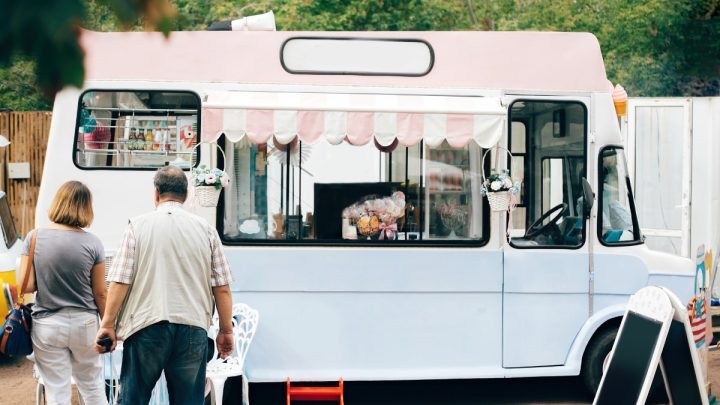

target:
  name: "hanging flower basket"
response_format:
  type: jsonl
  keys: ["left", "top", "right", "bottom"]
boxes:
{"left": 195, "top": 186, "right": 222, "bottom": 207}
{"left": 486, "top": 190, "right": 511, "bottom": 212}
{"left": 191, "top": 142, "right": 229, "bottom": 208}
{"left": 481, "top": 146, "right": 521, "bottom": 212}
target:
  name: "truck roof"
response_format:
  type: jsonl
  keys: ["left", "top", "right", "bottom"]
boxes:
{"left": 80, "top": 30, "right": 610, "bottom": 93}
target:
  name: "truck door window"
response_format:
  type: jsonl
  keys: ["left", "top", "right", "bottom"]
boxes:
{"left": 74, "top": 90, "right": 200, "bottom": 169}
{"left": 599, "top": 147, "right": 641, "bottom": 244}
{"left": 508, "top": 101, "right": 587, "bottom": 248}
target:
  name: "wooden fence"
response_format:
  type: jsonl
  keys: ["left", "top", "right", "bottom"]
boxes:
{"left": 0, "top": 112, "right": 52, "bottom": 237}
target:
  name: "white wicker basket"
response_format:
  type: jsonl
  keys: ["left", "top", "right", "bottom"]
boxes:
{"left": 195, "top": 186, "right": 222, "bottom": 207}
{"left": 487, "top": 191, "right": 511, "bottom": 212}
{"left": 191, "top": 142, "right": 226, "bottom": 208}
{"left": 481, "top": 146, "right": 519, "bottom": 212}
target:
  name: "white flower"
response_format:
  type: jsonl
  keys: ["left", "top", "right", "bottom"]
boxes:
{"left": 490, "top": 180, "right": 503, "bottom": 191}
{"left": 503, "top": 178, "right": 513, "bottom": 188}
{"left": 220, "top": 175, "right": 230, "bottom": 187}
{"left": 196, "top": 173, "right": 206, "bottom": 184}
{"left": 205, "top": 173, "right": 217, "bottom": 184}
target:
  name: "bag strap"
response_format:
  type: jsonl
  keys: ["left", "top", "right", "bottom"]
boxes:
{"left": 18, "top": 229, "right": 38, "bottom": 304}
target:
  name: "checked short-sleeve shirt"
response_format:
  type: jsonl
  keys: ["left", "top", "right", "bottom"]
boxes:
{"left": 107, "top": 201, "right": 233, "bottom": 287}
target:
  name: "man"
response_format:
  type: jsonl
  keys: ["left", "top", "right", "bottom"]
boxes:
{"left": 96, "top": 165, "right": 234, "bottom": 404}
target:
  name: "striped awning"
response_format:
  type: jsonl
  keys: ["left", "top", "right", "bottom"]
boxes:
{"left": 201, "top": 91, "right": 506, "bottom": 148}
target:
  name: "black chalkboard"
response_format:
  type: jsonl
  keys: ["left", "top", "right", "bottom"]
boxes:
{"left": 661, "top": 320, "right": 705, "bottom": 405}
{"left": 313, "top": 182, "right": 401, "bottom": 239}
{"left": 594, "top": 311, "right": 663, "bottom": 405}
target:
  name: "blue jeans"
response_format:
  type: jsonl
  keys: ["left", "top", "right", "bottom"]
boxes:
{"left": 118, "top": 322, "right": 208, "bottom": 404}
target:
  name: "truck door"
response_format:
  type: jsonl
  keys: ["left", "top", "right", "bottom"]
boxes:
{"left": 503, "top": 100, "right": 590, "bottom": 368}
{"left": 626, "top": 98, "right": 692, "bottom": 257}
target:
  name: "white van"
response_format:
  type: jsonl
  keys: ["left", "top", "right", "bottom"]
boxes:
{"left": 38, "top": 29, "right": 695, "bottom": 394}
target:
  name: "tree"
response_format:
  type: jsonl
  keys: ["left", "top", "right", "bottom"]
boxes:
{"left": 0, "top": 0, "right": 717, "bottom": 111}
{"left": 0, "top": 0, "right": 176, "bottom": 100}
{"left": 480, "top": 0, "right": 720, "bottom": 96}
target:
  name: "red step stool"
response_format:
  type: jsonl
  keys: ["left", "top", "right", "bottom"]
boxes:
{"left": 286, "top": 378, "right": 344, "bottom": 405}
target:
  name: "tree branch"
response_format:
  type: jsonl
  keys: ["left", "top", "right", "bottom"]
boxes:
{"left": 466, "top": 0, "right": 479, "bottom": 26}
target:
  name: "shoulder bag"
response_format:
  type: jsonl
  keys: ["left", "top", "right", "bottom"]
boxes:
{"left": 0, "top": 229, "right": 38, "bottom": 356}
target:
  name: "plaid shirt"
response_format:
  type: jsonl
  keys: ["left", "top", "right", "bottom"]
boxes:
{"left": 107, "top": 201, "right": 233, "bottom": 287}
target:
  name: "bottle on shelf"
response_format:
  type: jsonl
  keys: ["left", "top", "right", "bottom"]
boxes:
{"left": 145, "top": 122, "right": 155, "bottom": 151}
{"left": 128, "top": 127, "right": 137, "bottom": 150}
{"left": 137, "top": 124, "right": 146, "bottom": 150}
{"left": 159, "top": 120, "right": 168, "bottom": 152}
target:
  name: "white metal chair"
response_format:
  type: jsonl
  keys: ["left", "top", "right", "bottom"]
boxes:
{"left": 206, "top": 303, "right": 260, "bottom": 405}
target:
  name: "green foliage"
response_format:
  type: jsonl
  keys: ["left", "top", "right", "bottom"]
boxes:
{"left": 489, "top": 0, "right": 719, "bottom": 96}
{"left": 0, "top": 0, "right": 175, "bottom": 106}
{"left": 0, "top": 0, "right": 87, "bottom": 98}
{"left": 272, "top": 0, "right": 470, "bottom": 31}
{"left": 0, "top": 0, "right": 718, "bottom": 111}
{"left": 0, "top": 59, "right": 52, "bottom": 111}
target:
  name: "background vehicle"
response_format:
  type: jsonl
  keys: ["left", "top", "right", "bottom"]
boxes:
{"left": 0, "top": 191, "right": 22, "bottom": 315}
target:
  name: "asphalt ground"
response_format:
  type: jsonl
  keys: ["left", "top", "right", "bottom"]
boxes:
{"left": 3, "top": 350, "right": 719, "bottom": 404}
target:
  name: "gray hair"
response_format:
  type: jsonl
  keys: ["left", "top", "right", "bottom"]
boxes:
{"left": 154, "top": 165, "right": 188, "bottom": 201}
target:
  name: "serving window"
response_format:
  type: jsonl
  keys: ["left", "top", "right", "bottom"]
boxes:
{"left": 221, "top": 138, "right": 489, "bottom": 245}
{"left": 74, "top": 90, "right": 200, "bottom": 169}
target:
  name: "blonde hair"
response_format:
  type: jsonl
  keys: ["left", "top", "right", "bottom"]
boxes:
{"left": 47, "top": 181, "right": 94, "bottom": 227}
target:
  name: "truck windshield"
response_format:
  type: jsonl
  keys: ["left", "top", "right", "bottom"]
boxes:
{"left": 599, "top": 147, "right": 641, "bottom": 244}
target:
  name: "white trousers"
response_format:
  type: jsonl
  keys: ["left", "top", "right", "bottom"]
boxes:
{"left": 31, "top": 308, "right": 108, "bottom": 405}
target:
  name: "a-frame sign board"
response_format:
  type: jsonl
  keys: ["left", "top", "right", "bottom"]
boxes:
{"left": 593, "top": 286, "right": 709, "bottom": 405}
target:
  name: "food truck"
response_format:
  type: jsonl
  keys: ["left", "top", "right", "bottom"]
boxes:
{"left": 36, "top": 28, "right": 696, "bottom": 394}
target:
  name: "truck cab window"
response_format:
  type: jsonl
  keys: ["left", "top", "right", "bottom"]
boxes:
{"left": 599, "top": 147, "right": 641, "bottom": 244}
{"left": 74, "top": 90, "right": 200, "bottom": 169}
{"left": 509, "top": 101, "right": 587, "bottom": 248}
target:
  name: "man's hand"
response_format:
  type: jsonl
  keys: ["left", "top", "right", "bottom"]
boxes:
{"left": 216, "top": 331, "right": 234, "bottom": 359}
{"left": 212, "top": 284, "right": 234, "bottom": 359}
{"left": 95, "top": 327, "right": 117, "bottom": 354}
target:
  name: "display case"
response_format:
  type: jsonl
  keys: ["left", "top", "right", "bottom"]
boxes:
{"left": 424, "top": 144, "right": 473, "bottom": 238}
{"left": 75, "top": 91, "right": 200, "bottom": 169}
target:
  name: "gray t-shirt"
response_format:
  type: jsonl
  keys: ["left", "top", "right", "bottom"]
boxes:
{"left": 22, "top": 228, "right": 105, "bottom": 318}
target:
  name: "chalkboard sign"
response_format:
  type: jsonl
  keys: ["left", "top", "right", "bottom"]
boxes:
{"left": 594, "top": 311, "right": 663, "bottom": 405}
{"left": 593, "top": 286, "right": 709, "bottom": 405}
{"left": 661, "top": 286, "right": 709, "bottom": 405}
{"left": 661, "top": 320, "right": 705, "bottom": 404}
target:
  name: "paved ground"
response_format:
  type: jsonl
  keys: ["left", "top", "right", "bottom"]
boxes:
{"left": 2, "top": 350, "right": 720, "bottom": 404}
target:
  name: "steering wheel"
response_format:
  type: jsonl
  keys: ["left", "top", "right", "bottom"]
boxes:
{"left": 525, "top": 203, "right": 568, "bottom": 239}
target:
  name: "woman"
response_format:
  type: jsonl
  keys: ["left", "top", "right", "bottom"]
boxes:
{"left": 20, "top": 181, "right": 108, "bottom": 405}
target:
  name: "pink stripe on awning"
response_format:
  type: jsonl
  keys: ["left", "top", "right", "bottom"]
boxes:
{"left": 346, "top": 112, "right": 374, "bottom": 146}
{"left": 200, "top": 107, "right": 504, "bottom": 149}
{"left": 297, "top": 111, "right": 324, "bottom": 143}
{"left": 446, "top": 114, "right": 474, "bottom": 148}
{"left": 201, "top": 108, "right": 224, "bottom": 142}
{"left": 396, "top": 113, "right": 424, "bottom": 146}
{"left": 245, "top": 110, "right": 274, "bottom": 143}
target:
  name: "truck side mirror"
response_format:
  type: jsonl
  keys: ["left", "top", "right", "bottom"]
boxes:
{"left": 581, "top": 177, "right": 594, "bottom": 218}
